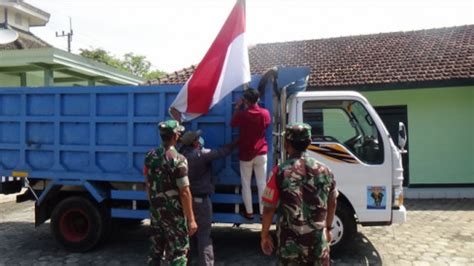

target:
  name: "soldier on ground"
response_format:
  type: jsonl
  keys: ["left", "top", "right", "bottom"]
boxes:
{"left": 260, "top": 123, "right": 338, "bottom": 265}
{"left": 144, "top": 120, "right": 197, "bottom": 266}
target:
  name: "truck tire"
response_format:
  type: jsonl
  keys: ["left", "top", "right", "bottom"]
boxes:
{"left": 330, "top": 202, "right": 357, "bottom": 255}
{"left": 50, "top": 196, "right": 105, "bottom": 252}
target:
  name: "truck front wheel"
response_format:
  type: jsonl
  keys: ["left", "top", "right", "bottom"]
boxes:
{"left": 330, "top": 202, "right": 357, "bottom": 255}
{"left": 51, "top": 196, "right": 105, "bottom": 252}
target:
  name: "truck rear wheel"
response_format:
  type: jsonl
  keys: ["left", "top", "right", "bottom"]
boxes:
{"left": 330, "top": 202, "right": 357, "bottom": 255}
{"left": 51, "top": 196, "right": 105, "bottom": 252}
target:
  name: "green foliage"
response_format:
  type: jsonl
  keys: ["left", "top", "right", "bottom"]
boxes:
{"left": 145, "top": 69, "right": 167, "bottom": 80}
{"left": 79, "top": 48, "right": 165, "bottom": 79}
{"left": 79, "top": 48, "right": 123, "bottom": 70}
{"left": 122, "top": 52, "right": 151, "bottom": 76}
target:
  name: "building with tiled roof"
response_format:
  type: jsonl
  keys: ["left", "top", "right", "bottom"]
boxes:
{"left": 0, "top": 0, "right": 144, "bottom": 86}
{"left": 147, "top": 25, "right": 473, "bottom": 192}
{"left": 249, "top": 25, "right": 473, "bottom": 90}
{"left": 145, "top": 65, "right": 196, "bottom": 85}
{"left": 0, "top": 28, "right": 51, "bottom": 50}
{"left": 0, "top": 0, "right": 51, "bottom": 50}
{"left": 148, "top": 25, "right": 473, "bottom": 89}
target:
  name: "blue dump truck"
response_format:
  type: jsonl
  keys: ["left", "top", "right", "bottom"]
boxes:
{"left": 0, "top": 67, "right": 406, "bottom": 252}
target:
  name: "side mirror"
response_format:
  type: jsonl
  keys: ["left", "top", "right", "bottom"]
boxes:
{"left": 398, "top": 122, "right": 407, "bottom": 153}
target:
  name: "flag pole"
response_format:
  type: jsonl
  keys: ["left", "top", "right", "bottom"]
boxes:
{"left": 241, "top": 0, "right": 248, "bottom": 92}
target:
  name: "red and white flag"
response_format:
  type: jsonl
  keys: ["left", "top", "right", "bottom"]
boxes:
{"left": 170, "top": 0, "right": 250, "bottom": 121}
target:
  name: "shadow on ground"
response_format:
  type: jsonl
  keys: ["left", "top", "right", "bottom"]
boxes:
{"left": 0, "top": 221, "right": 383, "bottom": 265}
{"left": 0, "top": 221, "right": 148, "bottom": 265}
{"left": 332, "top": 233, "right": 382, "bottom": 265}
{"left": 404, "top": 198, "right": 474, "bottom": 211}
{"left": 211, "top": 225, "right": 382, "bottom": 265}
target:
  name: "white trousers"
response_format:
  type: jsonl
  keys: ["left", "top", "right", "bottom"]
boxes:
{"left": 239, "top": 154, "right": 267, "bottom": 215}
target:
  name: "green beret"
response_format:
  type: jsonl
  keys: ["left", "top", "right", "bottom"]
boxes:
{"left": 158, "top": 120, "right": 185, "bottom": 134}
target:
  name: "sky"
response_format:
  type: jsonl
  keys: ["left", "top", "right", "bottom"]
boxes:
{"left": 27, "top": 0, "right": 473, "bottom": 73}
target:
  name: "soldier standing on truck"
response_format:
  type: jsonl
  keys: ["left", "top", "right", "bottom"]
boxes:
{"left": 144, "top": 120, "right": 198, "bottom": 266}
{"left": 231, "top": 88, "right": 271, "bottom": 219}
{"left": 260, "top": 123, "right": 338, "bottom": 265}
{"left": 179, "top": 130, "right": 237, "bottom": 266}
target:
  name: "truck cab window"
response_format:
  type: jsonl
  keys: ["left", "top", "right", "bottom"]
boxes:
{"left": 303, "top": 100, "right": 384, "bottom": 164}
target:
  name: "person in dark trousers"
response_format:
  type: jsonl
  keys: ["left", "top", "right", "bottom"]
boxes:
{"left": 179, "top": 130, "right": 237, "bottom": 266}
{"left": 231, "top": 88, "right": 271, "bottom": 219}
{"left": 261, "top": 123, "right": 338, "bottom": 265}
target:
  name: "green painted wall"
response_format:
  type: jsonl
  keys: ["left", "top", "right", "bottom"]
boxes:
{"left": 0, "top": 71, "right": 84, "bottom": 87}
{"left": 0, "top": 73, "right": 20, "bottom": 86}
{"left": 27, "top": 72, "right": 46, "bottom": 86}
{"left": 323, "top": 109, "right": 354, "bottom": 142}
{"left": 0, "top": 72, "right": 44, "bottom": 87}
{"left": 362, "top": 86, "right": 474, "bottom": 185}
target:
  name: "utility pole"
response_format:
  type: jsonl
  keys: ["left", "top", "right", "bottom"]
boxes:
{"left": 56, "top": 17, "right": 73, "bottom": 52}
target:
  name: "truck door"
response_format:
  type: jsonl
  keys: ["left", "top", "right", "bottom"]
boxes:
{"left": 297, "top": 98, "right": 393, "bottom": 223}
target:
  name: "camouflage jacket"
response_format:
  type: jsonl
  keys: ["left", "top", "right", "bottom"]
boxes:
{"left": 144, "top": 146, "right": 189, "bottom": 221}
{"left": 262, "top": 154, "right": 338, "bottom": 261}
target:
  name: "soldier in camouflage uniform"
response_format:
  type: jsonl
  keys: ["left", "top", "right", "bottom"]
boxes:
{"left": 260, "top": 123, "right": 338, "bottom": 266}
{"left": 144, "top": 120, "right": 198, "bottom": 266}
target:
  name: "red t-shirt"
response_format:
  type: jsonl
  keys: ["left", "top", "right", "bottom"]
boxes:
{"left": 231, "top": 104, "right": 271, "bottom": 161}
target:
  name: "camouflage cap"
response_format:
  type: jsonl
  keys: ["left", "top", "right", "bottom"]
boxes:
{"left": 158, "top": 120, "right": 185, "bottom": 134}
{"left": 284, "top": 122, "right": 312, "bottom": 141}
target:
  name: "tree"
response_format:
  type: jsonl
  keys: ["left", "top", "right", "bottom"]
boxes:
{"left": 122, "top": 53, "right": 150, "bottom": 77}
{"left": 79, "top": 48, "right": 165, "bottom": 80}
{"left": 145, "top": 70, "right": 167, "bottom": 80}
{"left": 79, "top": 48, "right": 123, "bottom": 70}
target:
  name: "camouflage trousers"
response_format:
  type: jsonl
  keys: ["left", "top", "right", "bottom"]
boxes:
{"left": 277, "top": 252, "right": 330, "bottom": 266}
{"left": 276, "top": 227, "right": 330, "bottom": 266}
{"left": 148, "top": 208, "right": 189, "bottom": 266}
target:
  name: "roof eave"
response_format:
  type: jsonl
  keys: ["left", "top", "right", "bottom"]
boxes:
{"left": 1, "top": 1, "right": 50, "bottom": 26}
{"left": 0, "top": 48, "right": 145, "bottom": 85}
{"left": 51, "top": 48, "right": 145, "bottom": 85}
{"left": 309, "top": 78, "right": 474, "bottom": 91}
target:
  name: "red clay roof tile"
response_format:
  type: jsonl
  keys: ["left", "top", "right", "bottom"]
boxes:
{"left": 146, "top": 25, "right": 473, "bottom": 87}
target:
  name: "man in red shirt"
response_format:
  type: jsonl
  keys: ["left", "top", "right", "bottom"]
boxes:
{"left": 231, "top": 88, "right": 271, "bottom": 219}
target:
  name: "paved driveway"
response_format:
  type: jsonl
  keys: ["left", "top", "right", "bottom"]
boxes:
{"left": 0, "top": 198, "right": 472, "bottom": 265}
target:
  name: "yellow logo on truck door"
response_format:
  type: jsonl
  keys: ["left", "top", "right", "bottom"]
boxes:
{"left": 11, "top": 171, "right": 29, "bottom": 177}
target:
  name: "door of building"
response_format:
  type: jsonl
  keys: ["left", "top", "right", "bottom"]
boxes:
{"left": 375, "top": 106, "right": 409, "bottom": 186}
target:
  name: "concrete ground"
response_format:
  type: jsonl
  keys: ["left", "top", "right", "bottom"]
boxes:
{"left": 0, "top": 197, "right": 473, "bottom": 265}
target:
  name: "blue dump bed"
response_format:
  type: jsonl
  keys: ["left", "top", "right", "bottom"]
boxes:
{"left": 0, "top": 68, "right": 309, "bottom": 224}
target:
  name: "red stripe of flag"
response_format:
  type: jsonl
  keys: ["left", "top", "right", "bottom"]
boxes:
{"left": 186, "top": 0, "right": 246, "bottom": 113}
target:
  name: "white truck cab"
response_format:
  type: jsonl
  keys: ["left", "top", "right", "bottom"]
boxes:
{"left": 288, "top": 91, "right": 407, "bottom": 251}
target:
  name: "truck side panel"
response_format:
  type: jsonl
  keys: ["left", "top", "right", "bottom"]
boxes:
{"left": 1, "top": 68, "right": 309, "bottom": 223}
{"left": 0, "top": 86, "right": 246, "bottom": 182}
{"left": 0, "top": 80, "right": 273, "bottom": 223}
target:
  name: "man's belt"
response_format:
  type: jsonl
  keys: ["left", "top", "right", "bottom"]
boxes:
{"left": 193, "top": 193, "right": 209, "bottom": 199}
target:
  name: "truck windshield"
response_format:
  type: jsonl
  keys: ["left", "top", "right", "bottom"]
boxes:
{"left": 303, "top": 100, "right": 384, "bottom": 164}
